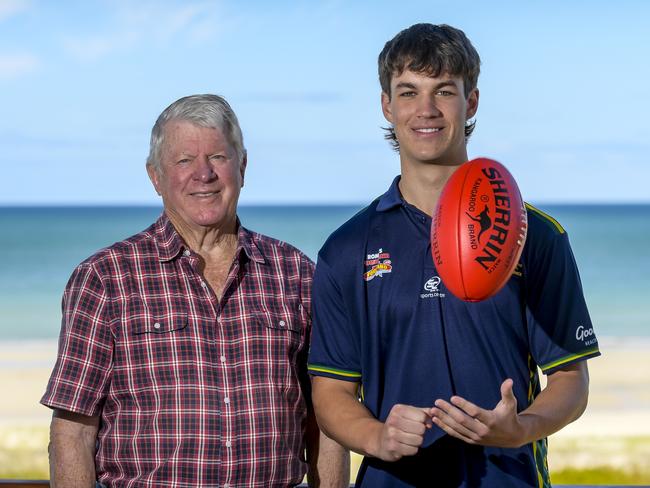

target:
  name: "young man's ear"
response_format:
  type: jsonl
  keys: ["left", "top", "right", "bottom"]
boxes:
{"left": 381, "top": 91, "right": 394, "bottom": 123}
{"left": 146, "top": 164, "right": 162, "bottom": 196}
{"left": 466, "top": 88, "right": 479, "bottom": 120}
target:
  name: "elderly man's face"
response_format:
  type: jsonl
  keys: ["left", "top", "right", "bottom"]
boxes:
{"left": 148, "top": 120, "right": 245, "bottom": 232}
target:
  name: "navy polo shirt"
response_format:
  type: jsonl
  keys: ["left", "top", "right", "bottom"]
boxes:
{"left": 308, "top": 176, "right": 600, "bottom": 488}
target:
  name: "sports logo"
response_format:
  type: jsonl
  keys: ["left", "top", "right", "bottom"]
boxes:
{"left": 466, "top": 205, "right": 492, "bottom": 243}
{"left": 576, "top": 324, "right": 597, "bottom": 346}
{"left": 420, "top": 276, "right": 445, "bottom": 299}
{"left": 363, "top": 248, "right": 392, "bottom": 281}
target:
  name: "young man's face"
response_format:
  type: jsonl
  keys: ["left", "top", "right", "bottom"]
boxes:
{"left": 381, "top": 69, "right": 478, "bottom": 167}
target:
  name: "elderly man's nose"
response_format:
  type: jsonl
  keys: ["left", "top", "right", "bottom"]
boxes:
{"left": 195, "top": 158, "right": 217, "bottom": 181}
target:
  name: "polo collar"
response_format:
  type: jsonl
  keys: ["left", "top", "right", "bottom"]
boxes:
{"left": 376, "top": 175, "right": 404, "bottom": 212}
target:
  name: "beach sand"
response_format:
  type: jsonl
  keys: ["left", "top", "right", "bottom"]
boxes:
{"left": 1, "top": 337, "right": 649, "bottom": 480}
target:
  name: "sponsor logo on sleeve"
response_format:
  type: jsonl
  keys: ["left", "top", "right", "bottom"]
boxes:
{"left": 576, "top": 324, "right": 597, "bottom": 346}
{"left": 420, "top": 276, "right": 446, "bottom": 299}
{"left": 363, "top": 248, "right": 392, "bottom": 281}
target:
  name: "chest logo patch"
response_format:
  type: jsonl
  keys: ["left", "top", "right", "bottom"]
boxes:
{"left": 420, "top": 276, "right": 446, "bottom": 299}
{"left": 363, "top": 248, "right": 392, "bottom": 281}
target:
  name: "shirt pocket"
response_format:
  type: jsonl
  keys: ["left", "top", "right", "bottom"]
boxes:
{"left": 115, "top": 307, "right": 193, "bottom": 396}
{"left": 250, "top": 312, "right": 305, "bottom": 367}
{"left": 131, "top": 313, "right": 188, "bottom": 335}
{"left": 253, "top": 312, "right": 305, "bottom": 403}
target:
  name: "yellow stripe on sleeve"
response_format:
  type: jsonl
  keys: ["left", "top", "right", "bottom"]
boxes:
{"left": 540, "top": 347, "right": 600, "bottom": 372}
{"left": 525, "top": 203, "right": 566, "bottom": 234}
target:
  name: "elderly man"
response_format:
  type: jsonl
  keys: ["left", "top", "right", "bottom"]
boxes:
{"left": 41, "top": 94, "right": 349, "bottom": 487}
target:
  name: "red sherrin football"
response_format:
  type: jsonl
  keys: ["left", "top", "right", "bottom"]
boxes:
{"left": 431, "top": 158, "right": 528, "bottom": 302}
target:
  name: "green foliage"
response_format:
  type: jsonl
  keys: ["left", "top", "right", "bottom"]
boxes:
{"left": 552, "top": 466, "right": 650, "bottom": 485}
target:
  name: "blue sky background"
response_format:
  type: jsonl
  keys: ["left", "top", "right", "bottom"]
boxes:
{"left": 1, "top": 0, "right": 648, "bottom": 205}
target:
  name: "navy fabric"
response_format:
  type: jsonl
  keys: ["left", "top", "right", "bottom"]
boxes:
{"left": 308, "top": 176, "right": 600, "bottom": 487}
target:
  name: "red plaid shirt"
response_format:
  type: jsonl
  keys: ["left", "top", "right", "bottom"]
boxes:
{"left": 41, "top": 214, "right": 314, "bottom": 487}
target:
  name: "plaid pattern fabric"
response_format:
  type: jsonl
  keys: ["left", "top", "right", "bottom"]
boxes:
{"left": 41, "top": 214, "right": 314, "bottom": 487}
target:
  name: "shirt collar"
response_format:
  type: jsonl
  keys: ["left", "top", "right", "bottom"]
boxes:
{"left": 153, "top": 213, "right": 186, "bottom": 262}
{"left": 153, "top": 213, "right": 265, "bottom": 264}
{"left": 237, "top": 225, "right": 266, "bottom": 264}
{"left": 376, "top": 175, "right": 404, "bottom": 212}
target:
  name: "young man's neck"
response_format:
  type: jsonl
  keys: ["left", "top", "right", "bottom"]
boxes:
{"left": 398, "top": 157, "right": 467, "bottom": 216}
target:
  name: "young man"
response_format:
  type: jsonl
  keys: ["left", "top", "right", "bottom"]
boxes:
{"left": 308, "top": 24, "right": 600, "bottom": 487}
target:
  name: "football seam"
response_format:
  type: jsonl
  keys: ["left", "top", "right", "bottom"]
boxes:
{"left": 456, "top": 163, "right": 471, "bottom": 301}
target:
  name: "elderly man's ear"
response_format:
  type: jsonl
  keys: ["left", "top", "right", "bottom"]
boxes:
{"left": 146, "top": 164, "right": 162, "bottom": 196}
{"left": 240, "top": 153, "right": 247, "bottom": 188}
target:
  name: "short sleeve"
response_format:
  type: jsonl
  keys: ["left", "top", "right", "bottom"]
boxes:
{"left": 41, "top": 263, "right": 114, "bottom": 416}
{"left": 524, "top": 231, "right": 600, "bottom": 374}
{"left": 307, "top": 254, "right": 362, "bottom": 382}
{"left": 297, "top": 253, "right": 315, "bottom": 405}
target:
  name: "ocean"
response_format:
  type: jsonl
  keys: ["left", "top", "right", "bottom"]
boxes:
{"left": 0, "top": 204, "right": 648, "bottom": 340}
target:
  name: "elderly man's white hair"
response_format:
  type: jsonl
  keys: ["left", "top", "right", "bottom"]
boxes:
{"left": 146, "top": 94, "right": 246, "bottom": 171}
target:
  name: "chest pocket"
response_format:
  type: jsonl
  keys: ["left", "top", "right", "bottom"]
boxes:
{"left": 254, "top": 312, "right": 304, "bottom": 360}
{"left": 131, "top": 314, "right": 188, "bottom": 335}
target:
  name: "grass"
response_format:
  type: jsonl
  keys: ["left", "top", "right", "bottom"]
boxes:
{"left": 2, "top": 427, "right": 650, "bottom": 485}
{"left": 552, "top": 466, "right": 650, "bottom": 485}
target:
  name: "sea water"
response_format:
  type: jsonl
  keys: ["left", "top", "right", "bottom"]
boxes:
{"left": 0, "top": 204, "right": 647, "bottom": 339}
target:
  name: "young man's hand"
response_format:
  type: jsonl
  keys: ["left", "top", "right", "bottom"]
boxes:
{"left": 431, "top": 379, "right": 526, "bottom": 448}
{"left": 372, "top": 404, "right": 434, "bottom": 461}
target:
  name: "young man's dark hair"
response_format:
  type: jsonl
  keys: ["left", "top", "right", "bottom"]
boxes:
{"left": 378, "top": 23, "right": 481, "bottom": 150}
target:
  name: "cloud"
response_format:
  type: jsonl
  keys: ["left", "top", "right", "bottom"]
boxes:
{"left": 0, "top": 0, "right": 30, "bottom": 22}
{"left": 63, "top": 32, "right": 137, "bottom": 62}
{"left": 63, "top": 1, "right": 222, "bottom": 61}
{"left": 0, "top": 53, "right": 38, "bottom": 79}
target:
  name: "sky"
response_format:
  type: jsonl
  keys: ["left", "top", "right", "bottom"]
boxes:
{"left": 1, "top": 0, "right": 649, "bottom": 205}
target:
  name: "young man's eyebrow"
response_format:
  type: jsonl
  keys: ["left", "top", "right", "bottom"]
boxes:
{"left": 433, "top": 80, "right": 459, "bottom": 89}
{"left": 394, "top": 81, "right": 418, "bottom": 90}
{"left": 394, "top": 80, "right": 459, "bottom": 91}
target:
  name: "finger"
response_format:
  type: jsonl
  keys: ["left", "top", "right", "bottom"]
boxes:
{"left": 434, "top": 399, "right": 482, "bottom": 426}
{"left": 449, "top": 395, "right": 487, "bottom": 422}
{"left": 431, "top": 406, "right": 482, "bottom": 441}
{"left": 395, "top": 404, "right": 434, "bottom": 423}
{"left": 431, "top": 416, "right": 478, "bottom": 445}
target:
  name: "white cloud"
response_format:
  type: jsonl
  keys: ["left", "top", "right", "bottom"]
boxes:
{"left": 0, "top": 0, "right": 30, "bottom": 22}
{"left": 63, "top": 1, "right": 221, "bottom": 61}
{"left": 0, "top": 53, "right": 38, "bottom": 78}
{"left": 63, "top": 32, "right": 137, "bottom": 62}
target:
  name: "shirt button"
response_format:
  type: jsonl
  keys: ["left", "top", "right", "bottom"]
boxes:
{"left": 223, "top": 484, "right": 230, "bottom": 488}
{"left": 201, "top": 281, "right": 207, "bottom": 288}
{"left": 225, "top": 440, "right": 232, "bottom": 448}
{"left": 153, "top": 322, "right": 161, "bottom": 330}
{"left": 220, "top": 355, "right": 226, "bottom": 363}
{"left": 183, "top": 249, "right": 191, "bottom": 257}
{"left": 224, "top": 397, "right": 230, "bottom": 404}
{"left": 279, "top": 320, "right": 286, "bottom": 327}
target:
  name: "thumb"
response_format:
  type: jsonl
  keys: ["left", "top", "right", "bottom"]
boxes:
{"left": 420, "top": 407, "right": 434, "bottom": 428}
{"left": 500, "top": 378, "right": 516, "bottom": 405}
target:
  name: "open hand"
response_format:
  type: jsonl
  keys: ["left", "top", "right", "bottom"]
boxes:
{"left": 431, "top": 379, "right": 527, "bottom": 448}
